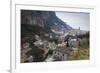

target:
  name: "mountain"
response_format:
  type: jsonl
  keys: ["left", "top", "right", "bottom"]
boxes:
{"left": 21, "top": 10, "right": 74, "bottom": 42}
{"left": 48, "top": 11, "right": 73, "bottom": 30}
{"left": 21, "top": 10, "right": 73, "bottom": 32}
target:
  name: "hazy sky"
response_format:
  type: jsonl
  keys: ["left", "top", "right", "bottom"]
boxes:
{"left": 56, "top": 12, "right": 90, "bottom": 31}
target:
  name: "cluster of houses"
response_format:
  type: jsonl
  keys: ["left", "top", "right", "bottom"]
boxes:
{"left": 21, "top": 31, "right": 80, "bottom": 62}
{"left": 50, "top": 28, "right": 80, "bottom": 61}
{"left": 52, "top": 35, "right": 79, "bottom": 61}
{"left": 34, "top": 34, "right": 79, "bottom": 61}
{"left": 21, "top": 42, "right": 33, "bottom": 63}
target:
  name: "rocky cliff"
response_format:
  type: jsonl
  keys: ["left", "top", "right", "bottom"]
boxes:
{"left": 21, "top": 10, "right": 72, "bottom": 31}
{"left": 21, "top": 10, "right": 73, "bottom": 41}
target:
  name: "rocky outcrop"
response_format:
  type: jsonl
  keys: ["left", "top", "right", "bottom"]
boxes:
{"left": 21, "top": 10, "right": 73, "bottom": 31}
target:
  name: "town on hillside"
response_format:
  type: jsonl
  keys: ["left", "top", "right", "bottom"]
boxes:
{"left": 21, "top": 28, "right": 89, "bottom": 63}
{"left": 21, "top": 10, "right": 89, "bottom": 63}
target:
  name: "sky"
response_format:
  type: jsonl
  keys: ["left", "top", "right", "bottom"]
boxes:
{"left": 56, "top": 11, "right": 90, "bottom": 31}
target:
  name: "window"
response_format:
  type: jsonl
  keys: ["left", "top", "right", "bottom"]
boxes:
{"left": 58, "top": 52, "right": 59, "bottom": 55}
{"left": 55, "top": 51, "right": 56, "bottom": 54}
{"left": 62, "top": 54, "right": 64, "bottom": 56}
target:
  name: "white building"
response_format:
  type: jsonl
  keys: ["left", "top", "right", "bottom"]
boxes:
{"left": 33, "top": 40, "right": 43, "bottom": 46}
{"left": 48, "top": 42, "right": 57, "bottom": 50}
{"left": 53, "top": 47, "right": 73, "bottom": 61}
{"left": 68, "top": 37, "right": 79, "bottom": 49}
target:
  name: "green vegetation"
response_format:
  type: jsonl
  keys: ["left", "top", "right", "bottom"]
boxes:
{"left": 71, "top": 32, "right": 90, "bottom": 60}
{"left": 74, "top": 48, "right": 89, "bottom": 60}
{"left": 79, "top": 38, "right": 89, "bottom": 49}
{"left": 26, "top": 45, "right": 45, "bottom": 62}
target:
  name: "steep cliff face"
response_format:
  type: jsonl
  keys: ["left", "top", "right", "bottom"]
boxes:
{"left": 21, "top": 10, "right": 72, "bottom": 32}
{"left": 21, "top": 10, "right": 45, "bottom": 28}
